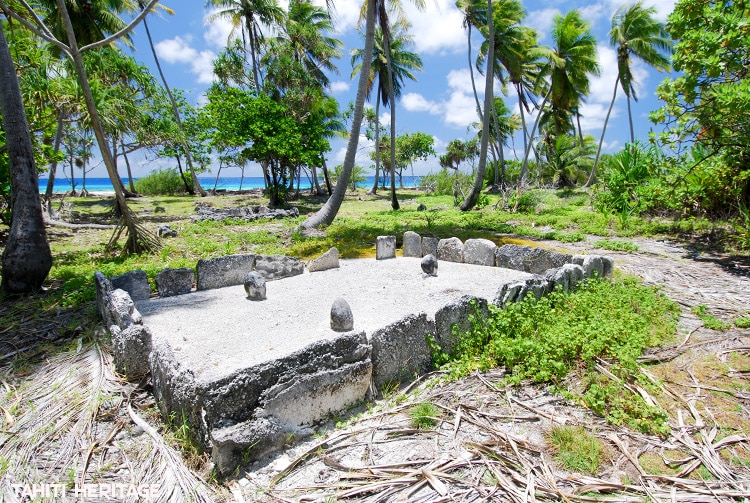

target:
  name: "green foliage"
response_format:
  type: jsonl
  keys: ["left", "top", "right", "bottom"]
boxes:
{"left": 329, "top": 164, "right": 368, "bottom": 191}
{"left": 593, "top": 142, "right": 657, "bottom": 222}
{"left": 134, "top": 168, "right": 186, "bottom": 196}
{"left": 734, "top": 317, "right": 750, "bottom": 329}
{"left": 420, "top": 169, "right": 473, "bottom": 197}
{"left": 692, "top": 304, "right": 731, "bottom": 331}
{"left": 548, "top": 425, "right": 603, "bottom": 474}
{"left": 409, "top": 402, "right": 440, "bottom": 429}
{"left": 508, "top": 190, "right": 539, "bottom": 214}
{"left": 438, "top": 277, "right": 678, "bottom": 434}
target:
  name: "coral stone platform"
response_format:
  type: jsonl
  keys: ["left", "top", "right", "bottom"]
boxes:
{"left": 138, "top": 258, "right": 532, "bottom": 474}
{"left": 138, "top": 258, "right": 530, "bottom": 381}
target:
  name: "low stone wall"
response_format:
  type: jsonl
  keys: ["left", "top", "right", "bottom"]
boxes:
{"left": 95, "top": 236, "right": 613, "bottom": 475}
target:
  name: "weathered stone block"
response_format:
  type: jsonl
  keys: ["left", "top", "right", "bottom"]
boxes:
{"left": 254, "top": 255, "right": 304, "bottom": 280}
{"left": 197, "top": 254, "right": 256, "bottom": 290}
{"left": 464, "top": 238, "right": 497, "bottom": 266}
{"left": 494, "top": 275, "right": 549, "bottom": 306}
{"left": 94, "top": 271, "right": 113, "bottom": 325}
{"left": 307, "top": 247, "right": 340, "bottom": 272}
{"left": 573, "top": 254, "right": 605, "bottom": 279}
{"left": 421, "top": 237, "right": 438, "bottom": 258}
{"left": 402, "top": 231, "right": 422, "bottom": 258}
{"left": 434, "top": 296, "right": 488, "bottom": 358}
{"left": 111, "top": 324, "right": 152, "bottom": 379}
{"left": 545, "top": 264, "right": 585, "bottom": 293}
{"left": 376, "top": 235, "right": 397, "bottom": 260}
{"left": 244, "top": 271, "right": 266, "bottom": 301}
{"left": 211, "top": 417, "right": 286, "bottom": 475}
{"left": 437, "top": 237, "right": 464, "bottom": 263}
{"left": 111, "top": 270, "right": 150, "bottom": 302}
{"left": 421, "top": 254, "right": 438, "bottom": 276}
{"left": 495, "top": 244, "right": 531, "bottom": 270}
{"left": 155, "top": 268, "right": 194, "bottom": 297}
{"left": 496, "top": 244, "right": 572, "bottom": 274}
{"left": 370, "top": 313, "right": 435, "bottom": 393}
{"left": 331, "top": 298, "right": 354, "bottom": 331}
{"left": 156, "top": 224, "right": 178, "bottom": 238}
{"left": 108, "top": 289, "right": 142, "bottom": 329}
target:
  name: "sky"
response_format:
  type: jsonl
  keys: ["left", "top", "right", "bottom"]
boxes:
{"left": 111, "top": 0, "right": 677, "bottom": 179}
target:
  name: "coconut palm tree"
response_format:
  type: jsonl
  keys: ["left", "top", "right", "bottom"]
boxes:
{"left": 587, "top": 1, "right": 670, "bottom": 186}
{"left": 139, "top": 0, "right": 207, "bottom": 195}
{"left": 351, "top": 20, "right": 422, "bottom": 202}
{"left": 0, "top": 20, "right": 52, "bottom": 294}
{"left": 206, "top": 0, "right": 284, "bottom": 92}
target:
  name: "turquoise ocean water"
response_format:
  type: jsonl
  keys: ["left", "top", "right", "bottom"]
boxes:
{"left": 38, "top": 176, "right": 422, "bottom": 193}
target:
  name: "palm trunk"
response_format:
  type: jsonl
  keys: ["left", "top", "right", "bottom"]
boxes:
{"left": 626, "top": 92, "right": 634, "bottom": 145}
{"left": 384, "top": 31, "right": 399, "bottom": 210}
{"left": 56, "top": 0, "right": 154, "bottom": 254}
{"left": 0, "top": 22, "right": 52, "bottom": 294}
{"left": 586, "top": 77, "right": 618, "bottom": 188}
{"left": 140, "top": 3, "right": 207, "bottom": 196}
{"left": 467, "top": 26, "right": 483, "bottom": 123}
{"left": 321, "top": 156, "right": 332, "bottom": 195}
{"left": 301, "top": 0, "right": 376, "bottom": 228}
{"left": 460, "top": 0, "right": 493, "bottom": 211}
{"left": 120, "top": 140, "right": 136, "bottom": 193}
{"left": 369, "top": 97, "right": 381, "bottom": 195}
{"left": 45, "top": 110, "right": 65, "bottom": 200}
{"left": 518, "top": 87, "right": 551, "bottom": 190}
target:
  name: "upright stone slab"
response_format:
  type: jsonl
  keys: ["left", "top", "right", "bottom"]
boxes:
{"left": 111, "top": 324, "right": 152, "bottom": 379}
{"left": 434, "top": 296, "right": 488, "bottom": 358}
{"left": 437, "top": 237, "right": 464, "bottom": 263}
{"left": 254, "top": 255, "right": 304, "bottom": 280}
{"left": 370, "top": 313, "right": 435, "bottom": 393}
{"left": 197, "top": 254, "right": 256, "bottom": 290}
{"left": 111, "top": 270, "right": 150, "bottom": 301}
{"left": 94, "top": 271, "right": 113, "bottom": 325}
{"left": 495, "top": 244, "right": 531, "bottom": 271}
{"left": 244, "top": 271, "right": 266, "bottom": 300}
{"left": 573, "top": 254, "right": 604, "bottom": 279}
{"left": 545, "top": 264, "right": 585, "bottom": 293}
{"left": 307, "top": 247, "right": 340, "bottom": 272}
{"left": 108, "top": 289, "right": 142, "bottom": 329}
{"left": 463, "top": 238, "right": 497, "bottom": 266}
{"left": 402, "top": 231, "right": 422, "bottom": 258}
{"left": 376, "top": 236, "right": 397, "bottom": 260}
{"left": 155, "top": 268, "right": 194, "bottom": 297}
{"left": 524, "top": 247, "right": 572, "bottom": 274}
{"left": 421, "top": 237, "right": 438, "bottom": 258}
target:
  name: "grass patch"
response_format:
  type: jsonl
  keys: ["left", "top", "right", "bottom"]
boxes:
{"left": 547, "top": 425, "right": 604, "bottom": 474}
{"left": 594, "top": 239, "right": 639, "bottom": 253}
{"left": 409, "top": 402, "right": 440, "bottom": 429}
{"left": 734, "top": 317, "right": 750, "bottom": 329}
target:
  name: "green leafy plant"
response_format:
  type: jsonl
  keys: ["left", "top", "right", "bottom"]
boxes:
{"left": 692, "top": 304, "right": 731, "bottom": 331}
{"left": 134, "top": 168, "right": 187, "bottom": 196}
{"left": 734, "top": 317, "right": 750, "bottom": 329}
{"left": 548, "top": 425, "right": 604, "bottom": 474}
{"left": 594, "top": 239, "right": 639, "bottom": 253}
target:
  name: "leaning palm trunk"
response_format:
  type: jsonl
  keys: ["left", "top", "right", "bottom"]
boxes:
{"left": 460, "top": 0, "right": 493, "bottom": 211}
{"left": 140, "top": 4, "right": 207, "bottom": 196}
{"left": 518, "top": 87, "right": 551, "bottom": 189}
{"left": 384, "top": 32, "right": 399, "bottom": 210}
{"left": 56, "top": 0, "right": 157, "bottom": 254}
{"left": 301, "top": 0, "right": 376, "bottom": 228}
{"left": 586, "top": 77, "right": 618, "bottom": 188}
{"left": 0, "top": 22, "right": 52, "bottom": 295}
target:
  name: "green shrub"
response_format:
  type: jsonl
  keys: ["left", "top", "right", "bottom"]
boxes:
{"left": 420, "top": 169, "right": 473, "bottom": 197}
{"left": 134, "top": 168, "right": 187, "bottom": 196}
{"left": 548, "top": 425, "right": 604, "bottom": 474}
{"left": 409, "top": 402, "right": 440, "bottom": 429}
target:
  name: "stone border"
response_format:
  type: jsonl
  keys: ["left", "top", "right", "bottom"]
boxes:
{"left": 95, "top": 239, "right": 613, "bottom": 475}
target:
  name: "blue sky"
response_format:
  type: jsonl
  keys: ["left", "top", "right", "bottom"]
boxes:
{"left": 114, "top": 0, "right": 676, "bottom": 178}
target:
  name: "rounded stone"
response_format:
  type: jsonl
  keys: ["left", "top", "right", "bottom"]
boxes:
{"left": 330, "top": 298, "right": 354, "bottom": 332}
{"left": 244, "top": 271, "right": 266, "bottom": 301}
{"left": 421, "top": 254, "right": 438, "bottom": 277}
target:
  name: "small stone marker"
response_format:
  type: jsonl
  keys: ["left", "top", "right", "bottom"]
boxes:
{"left": 244, "top": 271, "right": 266, "bottom": 301}
{"left": 307, "top": 247, "right": 340, "bottom": 272}
{"left": 437, "top": 237, "right": 464, "bottom": 263}
{"left": 402, "top": 231, "right": 422, "bottom": 258}
{"left": 417, "top": 203, "right": 427, "bottom": 211}
{"left": 156, "top": 224, "right": 178, "bottom": 238}
{"left": 376, "top": 235, "right": 396, "bottom": 260}
{"left": 330, "top": 298, "right": 354, "bottom": 331}
{"left": 421, "top": 254, "right": 438, "bottom": 276}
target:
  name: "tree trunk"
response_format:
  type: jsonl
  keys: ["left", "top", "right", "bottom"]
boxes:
{"left": 460, "top": 0, "right": 493, "bottom": 211}
{"left": 140, "top": 3, "right": 207, "bottom": 196}
{"left": 369, "top": 97, "right": 381, "bottom": 195}
{"left": 384, "top": 31, "right": 399, "bottom": 210}
{"left": 518, "top": 88, "right": 551, "bottom": 189}
{"left": 586, "top": 77, "right": 618, "bottom": 188}
{"left": 56, "top": 0, "right": 154, "bottom": 254}
{"left": 175, "top": 155, "right": 194, "bottom": 194}
{"left": 301, "top": 0, "right": 376, "bottom": 228}
{"left": 0, "top": 22, "right": 52, "bottom": 295}
{"left": 45, "top": 110, "right": 65, "bottom": 201}
{"left": 321, "top": 157, "right": 332, "bottom": 195}
{"left": 627, "top": 91, "right": 634, "bottom": 145}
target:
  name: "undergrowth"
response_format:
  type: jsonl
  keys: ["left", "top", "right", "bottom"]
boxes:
{"left": 433, "top": 276, "right": 679, "bottom": 436}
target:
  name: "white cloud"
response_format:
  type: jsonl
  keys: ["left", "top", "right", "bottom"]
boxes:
{"left": 403, "top": 0, "right": 465, "bottom": 55}
{"left": 526, "top": 8, "right": 560, "bottom": 41}
{"left": 402, "top": 93, "right": 442, "bottom": 114}
{"left": 313, "top": 0, "right": 361, "bottom": 33}
{"left": 446, "top": 68, "right": 477, "bottom": 96}
{"left": 578, "top": 102, "right": 619, "bottom": 132}
{"left": 155, "top": 36, "right": 217, "bottom": 84}
{"left": 329, "top": 81, "right": 351, "bottom": 93}
{"left": 589, "top": 44, "right": 620, "bottom": 105}
{"left": 202, "top": 9, "right": 235, "bottom": 48}
{"left": 443, "top": 91, "right": 480, "bottom": 128}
